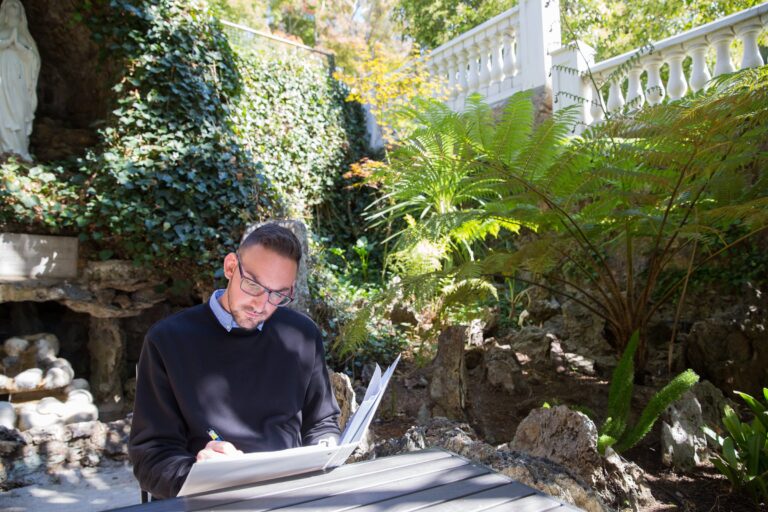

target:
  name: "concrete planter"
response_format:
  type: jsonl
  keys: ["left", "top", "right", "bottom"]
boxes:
{"left": 0, "top": 233, "right": 79, "bottom": 279}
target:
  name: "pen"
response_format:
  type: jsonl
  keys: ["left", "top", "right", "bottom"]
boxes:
{"left": 207, "top": 427, "right": 224, "bottom": 442}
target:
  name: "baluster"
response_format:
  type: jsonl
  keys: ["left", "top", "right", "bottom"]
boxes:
{"left": 626, "top": 67, "right": 645, "bottom": 108}
{"left": 687, "top": 41, "right": 711, "bottom": 92}
{"left": 643, "top": 56, "right": 665, "bottom": 105}
{"left": 477, "top": 36, "right": 493, "bottom": 89}
{"left": 458, "top": 47, "right": 470, "bottom": 101}
{"left": 490, "top": 34, "right": 504, "bottom": 85}
{"left": 466, "top": 42, "right": 481, "bottom": 94}
{"left": 447, "top": 52, "right": 459, "bottom": 100}
{"left": 590, "top": 79, "right": 605, "bottom": 124}
{"left": 736, "top": 22, "right": 765, "bottom": 69}
{"left": 607, "top": 77, "right": 625, "bottom": 112}
{"left": 502, "top": 29, "right": 518, "bottom": 79}
{"left": 434, "top": 57, "right": 449, "bottom": 99}
{"left": 709, "top": 30, "right": 735, "bottom": 76}
{"left": 666, "top": 49, "right": 688, "bottom": 100}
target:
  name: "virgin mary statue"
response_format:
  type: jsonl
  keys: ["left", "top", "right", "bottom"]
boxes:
{"left": 0, "top": 0, "right": 39, "bottom": 160}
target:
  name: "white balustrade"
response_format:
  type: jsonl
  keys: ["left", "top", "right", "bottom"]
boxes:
{"left": 428, "top": 0, "right": 560, "bottom": 111}
{"left": 626, "top": 67, "right": 645, "bottom": 108}
{"left": 687, "top": 41, "right": 711, "bottom": 92}
{"left": 551, "top": 1, "right": 768, "bottom": 129}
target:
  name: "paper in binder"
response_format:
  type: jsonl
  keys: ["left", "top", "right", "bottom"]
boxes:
{"left": 178, "top": 354, "right": 400, "bottom": 496}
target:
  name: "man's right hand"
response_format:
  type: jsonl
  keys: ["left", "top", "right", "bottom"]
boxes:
{"left": 195, "top": 441, "right": 243, "bottom": 462}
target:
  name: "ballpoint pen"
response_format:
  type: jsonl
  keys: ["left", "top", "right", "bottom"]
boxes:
{"left": 206, "top": 427, "right": 224, "bottom": 442}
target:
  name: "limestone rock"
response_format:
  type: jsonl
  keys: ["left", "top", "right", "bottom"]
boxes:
{"left": 33, "top": 334, "right": 60, "bottom": 362}
{"left": 691, "top": 380, "right": 735, "bottom": 447}
{"left": 603, "top": 448, "right": 657, "bottom": 511}
{"left": 3, "top": 337, "right": 29, "bottom": 357}
{"left": 376, "top": 417, "right": 608, "bottom": 512}
{"left": 46, "top": 357, "right": 75, "bottom": 379}
{"left": 0, "top": 426, "right": 25, "bottom": 457}
{"left": 686, "top": 297, "right": 768, "bottom": 397}
{"left": 511, "top": 406, "right": 656, "bottom": 511}
{"left": 661, "top": 391, "right": 709, "bottom": 471}
{"left": 429, "top": 326, "right": 467, "bottom": 419}
{"left": 88, "top": 317, "right": 125, "bottom": 406}
{"left": 484, "top": 342, "right": 525, "bottom": 394}
{"left": 84, "top": 260, "right": 162, "bottom": 293}
{"left": 511, "top": 405, "right": 602, "bottom": 486}
{"left": 0, "top": 402, "right": 15, "bottom": 430}
{"left": 13, "top": 368, "right": 43, "bottom": 390}
{"left": 0, "top": 374, "right": 9, "bottom": 389}
{"left": 499, "top": 326, "right": 552, "bottom": 365}
{"left": 43, "top": 367, "right": 72, "bottom": 389}
{"left": 104, "top": 416, "right": 131, "bottom": 457}
{"left": 329, "top": 371, "right": 357, "bottom": 432}
{"left": 18, "top": 402, "right": 60, "bottom": 431}
{"left": 66, "top": 378, "right": 90, "bottom": 392}
{"left": 561, "top": 300, "right": 614, "bottom": 361}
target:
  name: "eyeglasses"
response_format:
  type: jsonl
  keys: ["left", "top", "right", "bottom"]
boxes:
{"left": 235, "top": 254, "right": 294, "bottom": 307}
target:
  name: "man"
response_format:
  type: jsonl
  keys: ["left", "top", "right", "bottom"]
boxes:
{"left": 129, "top": 223, "right": 341, "bottom": 499}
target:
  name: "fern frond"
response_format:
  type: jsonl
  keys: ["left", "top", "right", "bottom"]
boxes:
{"left": 601, "top": 331, "right": 639, "bottom": 445}
{"left": 613, "top": 369, "right": 699, "bottom": 452}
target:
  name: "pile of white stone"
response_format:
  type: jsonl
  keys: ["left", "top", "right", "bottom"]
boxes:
{"left": 0, "top": 334, "right": 98, "bottom": 431}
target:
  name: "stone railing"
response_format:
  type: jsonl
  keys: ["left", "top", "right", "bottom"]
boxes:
{"left": 220, "top": 20, "right": 334, "bottom": 69}
{"left": 428, "top": 0, "right": 561, "bottom": 111}
{"left": 552, "top": 2, "right": 768, "bottom": 128}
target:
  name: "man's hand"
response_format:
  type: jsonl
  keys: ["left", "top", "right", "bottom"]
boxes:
{"left": 195, "top": 441, "right": 243, "bottom": 462}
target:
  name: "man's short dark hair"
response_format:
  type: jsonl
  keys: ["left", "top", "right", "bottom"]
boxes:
{"left": 240, "top": 223, "right": 302, "bottom": 264}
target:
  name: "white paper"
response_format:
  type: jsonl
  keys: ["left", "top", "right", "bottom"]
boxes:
{"left": 178, "top": 354, "right": 401, "bottom": 497}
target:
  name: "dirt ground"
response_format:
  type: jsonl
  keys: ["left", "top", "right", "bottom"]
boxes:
{"left": 0, "top": 461, "right": 139, "bottom": 512}
{"left": 373, "top": 355, "right": 766, "bottom": 512}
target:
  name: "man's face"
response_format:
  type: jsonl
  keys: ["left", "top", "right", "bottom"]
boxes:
{"left": 219, "top": 244, "right": 298, "bottom": 330}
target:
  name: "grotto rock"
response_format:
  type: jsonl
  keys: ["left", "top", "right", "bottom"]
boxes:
{"left": 483, "top": 342, "right": 525, "bottom": 395}
{"left": 511, "top": 406, "right": 602, "bottom": 486}
{"left": 511, "top": 406, "right": 656, "bottom": 511}
{"left": 686, "top": 291, "right": 768, "bottom": 397}
{"left": 660, "top": 390, "right": 708, "bottom": 471}
{"left": 330, "top": 371, "right": 357, "bottom": 432}
{"left": 376, "top": 417, "right": 608, "bottom": 512}
{"left": 429, "top": 326, "right": 467, "bottom": 419}
{"left": 88, "top": 317, "right": 125, "bottom": 412}
{"left": 499, "top": 326, "right": 552, "bottom": 365}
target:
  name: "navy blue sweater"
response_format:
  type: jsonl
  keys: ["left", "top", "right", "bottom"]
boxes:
{"left": 128, "top": 303, "right": 341, "bottom": 499}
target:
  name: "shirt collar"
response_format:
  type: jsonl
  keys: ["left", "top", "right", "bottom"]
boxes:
{"left": 209, "top": 289, "right": 263, "bottom": 332}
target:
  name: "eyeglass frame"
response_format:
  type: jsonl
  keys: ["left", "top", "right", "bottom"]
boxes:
{"left": 235, "top": 253, "right": 295, "bottom": 307}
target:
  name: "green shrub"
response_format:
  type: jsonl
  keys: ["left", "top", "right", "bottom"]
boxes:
{"left": 598, "top": 332, "right": 699, "bottom": 454}
{"left": 703, "top": 389, "right": 768, "bottom": 505}
{"left": 0, "top": 0, "right": 370, "bottom": 289}
{"left": 232, "top": 49, "right": 368, "bottom": 220}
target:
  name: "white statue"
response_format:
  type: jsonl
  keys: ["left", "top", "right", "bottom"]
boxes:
{"left": 0, "top": 0, "right": 39, "bottom": 160}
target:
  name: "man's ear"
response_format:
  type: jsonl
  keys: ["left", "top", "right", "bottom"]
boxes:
{"left": 222, "top": 252, "right": 237, "bottom": 280}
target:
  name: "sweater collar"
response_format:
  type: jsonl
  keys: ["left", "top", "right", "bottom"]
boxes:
{"left": 209, "top": 289, "right": 264, "bottom": 332}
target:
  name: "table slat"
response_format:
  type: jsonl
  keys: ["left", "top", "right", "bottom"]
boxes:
{"left": 260, "top": 462, "right": 496, "bottom": 511}
{"left": 351, "top": 472, "right": 529, "bottom": 512}
{"left": 480, "top": 493, "right": 567, "bottom": 512}
{"left": 414, "top": 482, "right": 555, "bottom": 512}
{"left": 214, "top": 452, "right": 473, "bottom": 511}
{"left": 113, "top": 449, "right": 453, "bottom": 512}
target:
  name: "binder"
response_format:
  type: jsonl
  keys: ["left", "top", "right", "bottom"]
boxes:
{"left": 178, "top": 354, "right": 400, "bottom": 496}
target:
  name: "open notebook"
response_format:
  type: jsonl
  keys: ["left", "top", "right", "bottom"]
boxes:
{"left": 178, "top": 354, "right": 401, "bottom": 496}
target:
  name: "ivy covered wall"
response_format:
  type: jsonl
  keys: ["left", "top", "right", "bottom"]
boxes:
{"left": 0, "top": 0, "right": 368, "bottom": 289}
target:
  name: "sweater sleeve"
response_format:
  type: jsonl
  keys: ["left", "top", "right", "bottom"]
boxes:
{"left": 128, "top": 334, "right": 195, "bottom": 499}
{"left": 300, "top": 333, "right": 341, "bottom": 445}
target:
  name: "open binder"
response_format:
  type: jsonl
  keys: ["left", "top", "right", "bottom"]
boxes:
{"left": 178, "top": 354, "right": 401, "bottom": 496}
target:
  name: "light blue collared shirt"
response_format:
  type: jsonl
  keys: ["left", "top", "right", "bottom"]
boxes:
{"left": 209, "top": 289, "right": 263, "bottom": 332}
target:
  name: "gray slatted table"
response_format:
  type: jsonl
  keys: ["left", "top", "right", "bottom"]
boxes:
{"left": 110, "top": 448, "right": 580, "bottom": 512}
